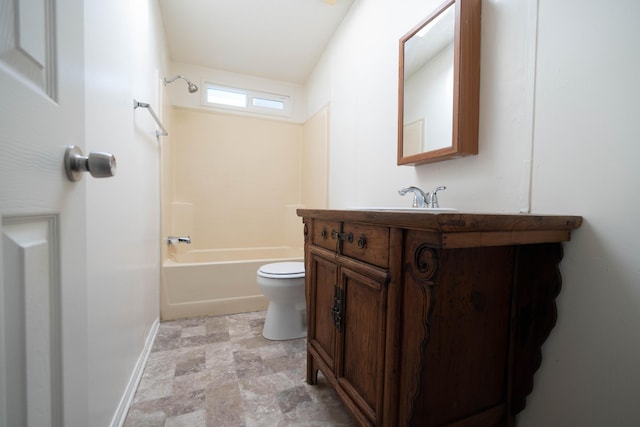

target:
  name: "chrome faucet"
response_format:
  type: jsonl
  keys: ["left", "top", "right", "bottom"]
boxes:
{"left": 398, "top": 186, "right": 428, "bottom": 208}
{"left": 398, "top": 186, "right": 446, "bottom": 208}
{"left": 168, "top": 236, "right": 191, "bottom": 245}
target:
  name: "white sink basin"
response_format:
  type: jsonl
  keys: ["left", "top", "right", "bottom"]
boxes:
{"left": 352, "top": 207, "right": 458, "bottom": 212}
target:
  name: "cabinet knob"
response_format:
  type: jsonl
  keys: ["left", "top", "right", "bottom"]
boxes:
{"left": 357, "top": 234, "right": 367, "bottom": 249}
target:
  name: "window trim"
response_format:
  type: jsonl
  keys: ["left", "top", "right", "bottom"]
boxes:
{"left": 203, "top": 83, "right": 292, "bottom": 118}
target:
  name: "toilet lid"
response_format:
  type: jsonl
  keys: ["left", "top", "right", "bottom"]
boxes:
{"left": 258, "top": 262, "right": 305, "bottom": 279}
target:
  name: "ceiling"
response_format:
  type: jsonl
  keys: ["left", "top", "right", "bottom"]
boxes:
{"left": 158, "top": 0, "right": 355, "bottom": 84}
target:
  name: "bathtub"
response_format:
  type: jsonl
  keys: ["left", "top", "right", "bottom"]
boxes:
{"left": 161, "top": 246, "right": 303, "bottom": 321}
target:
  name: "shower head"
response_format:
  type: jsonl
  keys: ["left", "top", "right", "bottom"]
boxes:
{"left": 163, "top": 75, "right": 198, "bottom": 93}
{"left": 186, "top": 82, "right": 198, "bottom": 93}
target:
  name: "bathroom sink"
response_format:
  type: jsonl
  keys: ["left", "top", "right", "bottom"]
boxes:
{"left": 352, "top": 207, "right": 458, "bottom": 212}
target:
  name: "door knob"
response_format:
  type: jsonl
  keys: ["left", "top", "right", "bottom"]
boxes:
{"left": 64, "top": 145, "right": 116, "bottom": 182}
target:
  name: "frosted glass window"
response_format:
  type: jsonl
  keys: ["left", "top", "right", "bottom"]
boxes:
{"left": 203, "top": 82, "right": 291, "bottom": 118}
{"left": 207, "top": 87, "right": 247, "bottom": 107}
{"left": 252, "top": 97, "right": 285, "bottom": 110}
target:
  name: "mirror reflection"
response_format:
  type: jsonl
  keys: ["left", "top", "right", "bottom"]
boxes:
{"left": 402, "top": 3, "right": 455, "bottom": 156}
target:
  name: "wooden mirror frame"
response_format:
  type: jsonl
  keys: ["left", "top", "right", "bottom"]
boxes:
{"left": 397, "top": 0, "right": 481, "bottom": 166}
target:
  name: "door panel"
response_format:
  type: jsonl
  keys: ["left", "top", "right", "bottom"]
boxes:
{"left": 337, "top": 265, "right": 387, "bottom": 423}
{"left": 308, "top": 252, "right": 337, "bottom": 370}
{"left": 0, "top": 0, "right": 56, "bottom": 97}
{"left": 0, "top": 0, "right": 87, "bottom": 425}
{"left": 1, "top": 216, "right": 62, "bottom": 426}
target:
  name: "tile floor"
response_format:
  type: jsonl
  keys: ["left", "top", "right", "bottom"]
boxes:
{"left": 124, "top": 311, "right": 355, "bottom": 427}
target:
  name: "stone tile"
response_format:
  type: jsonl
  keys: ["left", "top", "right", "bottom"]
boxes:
{"left": 227, "top": 311, "right": 266, "bottom": 339}
{"left": 131, "top": 389, "right": 206, "bottom": 419}
{"left": 182, "top": 324, "right": 206, "bottom": 338}
{"left": 233, "top": 350, "right": 268, "bottom": 379}
{"left": 206, "top": 381, "right": 245, "bottom": 427}
{"left": 142, "top": 350, "right": 178, "bottom": 381}
{"left": 151, "top": 325, "right": 181, "bottom": 352}
{"left": 277, "top": 385, "right": 312, "bottom": 413}
{"left": 231, "top": 335, "right": 282, "bottom": 351}
{"left": 181, "top": 331, "right": 230, "bottom": 348}
{"left": 263, "top": 352, "right": 306, "bottom": 374}
{"left": 208, "top": 331, "right": 231, "bottom": 342}
{"left": 228, "top": 318, "right": 258, "bottom": 341}
{"left": 123, "top": 408, "right": 165, "bottom": 427}
{"left": 173, "top": 362, "right": 238, "bottom": 395}
{"left": 280, "top": 366, "right": 308, "bottom": 387}
{"left": 282, "top": 338, "right": 306, "bottom": 354}
{"left": 243, "top": 413, "right": 282, "bottom": 427}
{"left": 239, "top": 371, "right": 298, "bottom": 417}
{"left": 248, "top": 317, "right": 265, "bottom": 333}
{"left": 165, "top": 409, "right": 206, "bottom": 427}
{"left": 205, "top": 315, "right": 229, "bottom": 334}
{"left": 133, "top": 377, "right": 174, "bottom": 403}
{"left": 175, "top": 347, "right": 206, "bottom": 376}
{"left": 205, "top": 341, "right": 235, "bottom": 368}
{"left": 171, "top": 317, "right": 206, "bottom": 328}
{"left": 291, "top": 395, "right": 356, "bottom": 426}
{"left": 241, "top": 370, "right": 299, "bottom": 394}
{"left": 125, "top": 311, "right": 355, "bottom": 427}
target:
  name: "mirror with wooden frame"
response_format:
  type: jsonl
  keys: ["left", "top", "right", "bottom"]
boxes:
{"left": 398, "top": 0, "right": 481, "bottom": 165}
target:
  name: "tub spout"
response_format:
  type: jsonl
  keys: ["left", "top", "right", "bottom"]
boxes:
{"left": 168, "top": 236, "right": 191, "bottom": 245}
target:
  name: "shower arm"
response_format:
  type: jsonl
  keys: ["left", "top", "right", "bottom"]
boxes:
{"left": 163, "top": 75, "right": 198, "bottom": 93}
{"left": 163, "top": 75, "right": 186, "bottom": 85}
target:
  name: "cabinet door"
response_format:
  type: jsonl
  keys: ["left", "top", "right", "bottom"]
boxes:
{"left": 337, "top": 264, "right": 389, "bottom": 424}
{"left": 307, "top": 251, "right": 338, "bottom": 371}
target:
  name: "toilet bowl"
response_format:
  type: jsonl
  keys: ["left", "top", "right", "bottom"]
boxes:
{"left": 257, "top": 262, "right": 307, "bottom": 340}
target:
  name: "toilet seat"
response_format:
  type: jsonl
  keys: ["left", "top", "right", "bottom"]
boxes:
{"left": 257, "top": 262, "right": 305, "bottom": 279}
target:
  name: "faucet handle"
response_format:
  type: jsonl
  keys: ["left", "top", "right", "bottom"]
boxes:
{"left": 427, "top": 186, "right": 446, "bottom": 208}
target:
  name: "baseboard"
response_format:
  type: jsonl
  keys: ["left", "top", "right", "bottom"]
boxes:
{"left": 109, "top": 317, "right": 160, "bottom": 427}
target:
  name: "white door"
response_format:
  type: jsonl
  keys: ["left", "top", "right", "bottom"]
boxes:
{"left": 0, "top": 0, "right": 89, "bottom": 426}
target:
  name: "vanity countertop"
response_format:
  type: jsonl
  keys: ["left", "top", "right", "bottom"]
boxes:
{"left": 297, "top": 209, "right": 583, "bottom": 248}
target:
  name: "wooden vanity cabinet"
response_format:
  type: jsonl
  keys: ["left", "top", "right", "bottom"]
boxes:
{"left": 298, "top": 209, "right": 582, "bottom": 427}
{"left": 306, "top": 219, "right": 396, "bottom": 425}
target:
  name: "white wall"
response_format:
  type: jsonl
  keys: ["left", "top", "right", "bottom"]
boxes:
{"left": 307, "top": 0, "right": 536, "bottom": 211}
{"left": 84, "top": 0, "right": 167, "bottom": 425}
{"left": 166, "top": 62, "right": 307, "bottom": 123}
{"left": 307, "top": 0, "right": 640, "bottom": 424}
{"left": 519, "top": 0, "right": 640, "bottom": 425}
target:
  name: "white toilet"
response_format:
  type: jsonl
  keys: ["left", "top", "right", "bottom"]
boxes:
{"left": 257, "top": 261, "right": 307, "bottom": 340}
